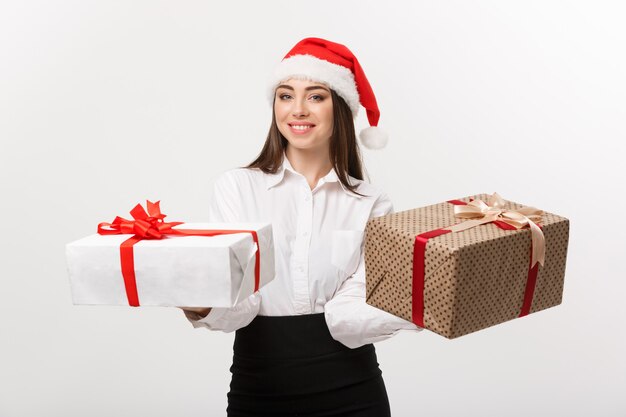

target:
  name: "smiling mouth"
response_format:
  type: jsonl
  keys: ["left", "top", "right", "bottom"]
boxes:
{"left": 289, "top": 124, "right": 315, "bottom": 131}
{"left": 288, "top": 123, "right": 316, "bottom": 134}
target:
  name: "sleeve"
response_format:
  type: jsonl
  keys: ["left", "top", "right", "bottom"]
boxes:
{"left": 182, "top": 171, "right": 262, "bottom": 333}
{"left": 324, "top": 192, "right": 423, "bottom": 349}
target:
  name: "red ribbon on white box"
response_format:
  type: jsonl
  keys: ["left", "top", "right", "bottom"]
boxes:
{"left": 98, "top": 200, "right": 260, "bottom": 307}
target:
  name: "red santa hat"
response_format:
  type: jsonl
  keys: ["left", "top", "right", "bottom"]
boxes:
{"left": 268, "top": 37, "right": 388, "bottom": 150}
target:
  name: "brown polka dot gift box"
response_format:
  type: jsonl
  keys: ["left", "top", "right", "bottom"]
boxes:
{"left": 364, "top": 193, "right": 569, "bottom": 339}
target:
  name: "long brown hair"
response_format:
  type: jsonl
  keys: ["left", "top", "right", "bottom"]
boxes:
{"left": 246, "top": 89, "right": 368, "bottom": 197}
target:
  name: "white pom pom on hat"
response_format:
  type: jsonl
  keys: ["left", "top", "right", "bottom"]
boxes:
{"left": 268, "top": 37, "right": 388, "bottom": 150}
{"left": 359, "top": 126, "right": 389, "bottom": 150}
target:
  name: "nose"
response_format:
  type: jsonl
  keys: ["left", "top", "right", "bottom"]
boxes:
{"left": 291, "top": 98, "right": 309, "bottom": 118}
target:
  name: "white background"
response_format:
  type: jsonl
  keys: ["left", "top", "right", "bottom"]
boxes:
{"left": 1, "top": 1, "right": 625, "bottom": 416}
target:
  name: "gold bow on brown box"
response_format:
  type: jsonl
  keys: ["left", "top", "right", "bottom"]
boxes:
{"left": 364, "top": 193, "right": 570, "bottom": 339}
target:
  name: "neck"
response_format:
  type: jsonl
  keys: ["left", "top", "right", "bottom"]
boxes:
{"left": 285, "top": 146, "right": 333, "bottom": 190}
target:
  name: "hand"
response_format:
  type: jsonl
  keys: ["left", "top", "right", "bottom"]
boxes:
{"left": 178, "top": 307, "right": 212, "bottom": 317}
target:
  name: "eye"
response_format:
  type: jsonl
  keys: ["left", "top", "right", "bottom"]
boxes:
{"left": 310, "top": 94, "right": 325, "bottom": 102}
{"left": 278, "top": 93, "right": 292, "bottom": 100}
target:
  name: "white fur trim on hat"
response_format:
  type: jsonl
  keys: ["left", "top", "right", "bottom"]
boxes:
{"left": 359, "top": 126, "right": 388, "bottom": 150}
{"left": 267, "top": 54, "right": 360, "bottom": 116}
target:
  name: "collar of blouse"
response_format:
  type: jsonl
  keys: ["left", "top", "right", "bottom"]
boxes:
{"left": 264, "top": 152, "right": 362, "bottom": 199}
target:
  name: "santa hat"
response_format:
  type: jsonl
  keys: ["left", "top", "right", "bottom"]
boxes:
{"left": 267, "top": 37, "right": 388, "bottom": 150}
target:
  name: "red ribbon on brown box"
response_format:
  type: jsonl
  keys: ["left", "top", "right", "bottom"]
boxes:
{"left": 412, "top": 193, "right": 545, "bottom": 327}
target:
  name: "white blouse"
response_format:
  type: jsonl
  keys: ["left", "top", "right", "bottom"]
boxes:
{"left": 184, "top": 153, "right": 422, "bottom": 348}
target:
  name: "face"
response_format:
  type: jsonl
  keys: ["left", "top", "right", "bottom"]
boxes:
{"left": 274, "top": 78, "right": 334, "bottom": 152}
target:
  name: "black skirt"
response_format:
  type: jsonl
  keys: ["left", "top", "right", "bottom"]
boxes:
{"left": 227, "top": 313, "right": 392, "bottom": 417}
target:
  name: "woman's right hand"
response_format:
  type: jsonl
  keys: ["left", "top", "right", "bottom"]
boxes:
{"left": 178, "top": 307, "right": 212, "bottom": 318}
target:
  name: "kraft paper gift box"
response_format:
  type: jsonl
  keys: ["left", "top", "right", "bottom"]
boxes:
{"left": 66, "top": 201, "right": 274, "bottom": 308}
{"left": 364, "top": 193, "right": 569, "bottom": 339}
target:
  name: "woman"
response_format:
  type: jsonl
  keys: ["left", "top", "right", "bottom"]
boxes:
{"left": 181, "top": 37, "right": 422, "bottom": 417}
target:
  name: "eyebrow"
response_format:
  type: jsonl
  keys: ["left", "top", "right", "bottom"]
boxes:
{"left": 276, "top": 84, "right": 330, "bottom": 92}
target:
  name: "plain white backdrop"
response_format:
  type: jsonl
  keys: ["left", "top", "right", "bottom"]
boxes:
{"left": 1, "top": 1, "right": 625, "bottom": 416}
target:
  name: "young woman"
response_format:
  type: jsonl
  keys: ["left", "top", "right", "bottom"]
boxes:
{"left": 181, "top": 37, "right": 422, "bottom": 417}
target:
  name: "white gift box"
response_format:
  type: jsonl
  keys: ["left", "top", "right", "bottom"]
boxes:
{"left": 66, "top": 222, "right": 274, "bottom": 307}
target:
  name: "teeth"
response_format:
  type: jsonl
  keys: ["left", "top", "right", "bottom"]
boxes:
{"left": 291, "top": 125, "right": 313, "bottom": 130}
